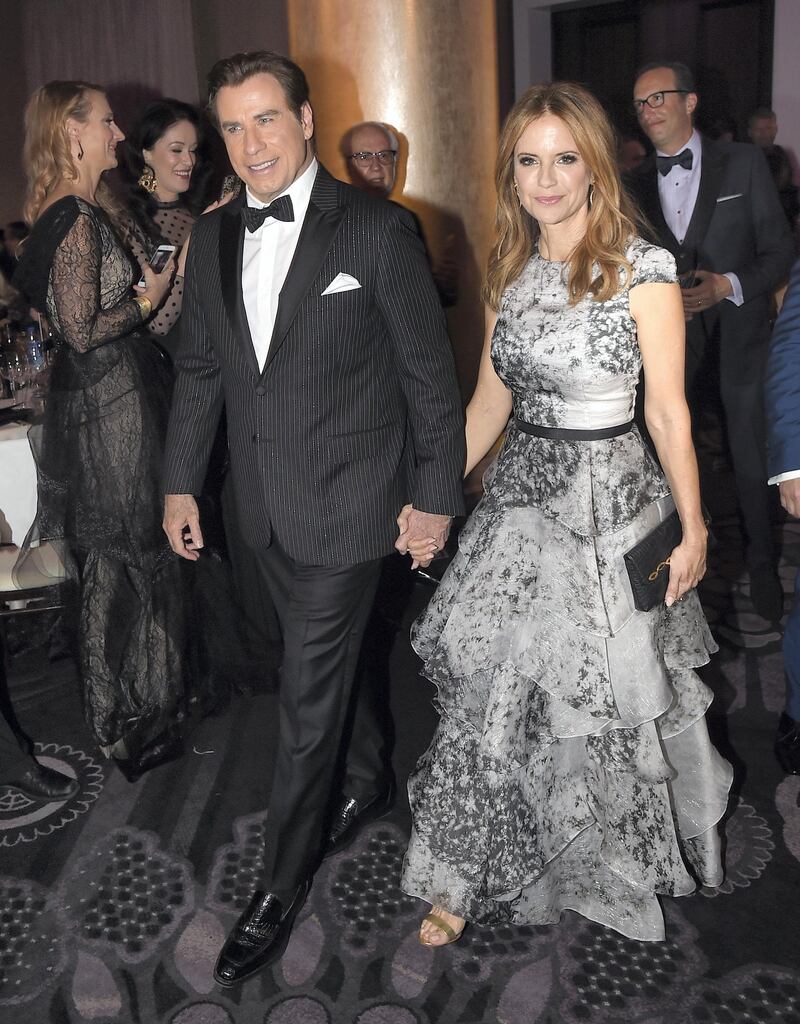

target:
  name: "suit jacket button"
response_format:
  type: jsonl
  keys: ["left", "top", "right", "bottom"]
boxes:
{"left": 255, "top": 385, "right": 266, "bottom": 396}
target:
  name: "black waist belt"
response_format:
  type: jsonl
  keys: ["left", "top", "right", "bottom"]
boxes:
{"left": 515, "top": 419, "right": 634, "bottom": 440}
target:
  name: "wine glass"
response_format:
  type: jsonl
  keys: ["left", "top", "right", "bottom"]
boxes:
{"left": 0, "top": 346, "right": 29, "bottom": 401}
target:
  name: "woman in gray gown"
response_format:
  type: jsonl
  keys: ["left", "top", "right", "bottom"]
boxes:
{"left": 400, "top": 82, "right": 733, "bottom": 945}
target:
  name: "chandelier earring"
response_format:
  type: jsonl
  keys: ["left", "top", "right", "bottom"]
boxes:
{"left": 138, "top": 165, "right": 157, "bottom": 193}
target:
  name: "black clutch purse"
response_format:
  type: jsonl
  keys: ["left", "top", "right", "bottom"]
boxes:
{"left": 623, "top": 509, "right": 684, "bottom": 612}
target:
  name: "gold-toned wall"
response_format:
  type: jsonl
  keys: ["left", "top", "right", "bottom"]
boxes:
{"left": 288, "top": 0, "right": 500, "bottom": 397}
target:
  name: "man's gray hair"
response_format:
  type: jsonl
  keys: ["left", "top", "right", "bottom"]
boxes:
{"left": 340, "top": 121, "right": 399, "bottom": 156}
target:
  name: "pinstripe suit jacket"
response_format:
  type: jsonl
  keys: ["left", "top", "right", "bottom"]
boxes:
{"left": 163, "top": 165, "right": 466, "bottom": 565}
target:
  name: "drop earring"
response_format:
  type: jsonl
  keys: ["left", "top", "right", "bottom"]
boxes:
{"left": 77, "top": 139, "right": 84, "bottom": 161}
{"left": 587, "top": 180, "right": 595, "bottom": 209}
{"left": 513, "top": 181, "right": 522, "bottom": 207}
{"left": 138, "top": 165, "right": 157, "bottom": 193}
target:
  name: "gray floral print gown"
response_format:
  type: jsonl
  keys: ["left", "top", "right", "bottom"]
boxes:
{"left": 401, "top": 238, "right": 733, "bottom": 942}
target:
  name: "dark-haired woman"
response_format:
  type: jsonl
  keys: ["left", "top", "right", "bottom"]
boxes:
{"left": 120, "top": 99, "right": 212, "bottom": 358}
{"left": 121, "top": 99, "right": 279, "bottom": 691}
{"left": 400, "top": 82, "right": 733, "bottom": 945}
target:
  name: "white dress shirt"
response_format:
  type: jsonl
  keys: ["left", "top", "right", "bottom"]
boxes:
{"left": 657, "top": 129, "right": 742, "bottom": 306}
{"left": 242, "top": 157, "right": 318, "bottom": 371}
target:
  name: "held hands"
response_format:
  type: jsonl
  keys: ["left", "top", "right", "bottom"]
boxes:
{"left": 135, "top": 254, "right": 175, "bottom": 310}
{"left": 681, "top": 270, "right": 732, "bottom": 321}
{"left": 163, "top": 493, "right": 204, "bottom": 561}
{"left": 396, "top": 503, "right": 452, "bottom": 570}
{"left": 779, "top": 478, "right": 800, "bottom": 518}
{"left": 665, "top": 532, "right": 707, "bottom": 607}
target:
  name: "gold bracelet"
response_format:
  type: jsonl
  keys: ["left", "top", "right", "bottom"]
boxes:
{"left": 133, "top": 295, "right": 152, "bottom": 319}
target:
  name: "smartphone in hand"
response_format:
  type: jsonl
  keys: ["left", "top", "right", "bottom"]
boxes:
{"left": 679, "top": 269, "right": 698, "bottom": 289}
{"left": 137, "top": 243, "right": 177, "bottom": 288}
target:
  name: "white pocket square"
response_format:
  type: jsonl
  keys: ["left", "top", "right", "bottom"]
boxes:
{"left": 322, "top": 272, "right": 361, "bottom": 295}
{"left": 716, "top": 193, "right": 743, "bottom": 203}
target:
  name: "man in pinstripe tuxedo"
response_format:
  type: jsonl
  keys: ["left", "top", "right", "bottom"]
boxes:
{"left": 162, "top": 51, "right": 465, "bottom": 984}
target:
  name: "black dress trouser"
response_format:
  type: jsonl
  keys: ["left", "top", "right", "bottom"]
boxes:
{"left": 255, "top": 539, "right": 384, "bottom": 901}
{"left": 0, "top": 639, "right": 34, "bottom": 780}
{"left": 685, "top": 316, "right": 774, "bottom": 568}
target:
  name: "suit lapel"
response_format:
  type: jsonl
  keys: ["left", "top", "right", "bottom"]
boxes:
{"left": 262, "top": 166, "right": 345, "bottom": 374}
{"left": 682, "top": 136, "right": 727, "bottom": 254}
{"left": 639, "top": 158, "right": 680, "bottom": 255}
{"left": 218, "top": 193, "right": 260, "bottom": 378}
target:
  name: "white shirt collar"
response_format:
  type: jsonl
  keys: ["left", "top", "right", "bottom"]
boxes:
{"left": 656, "top": 128, "right": 701, "bottom": 160}
{"left": 245, "top": 156, "right": 318, "bottom": 210}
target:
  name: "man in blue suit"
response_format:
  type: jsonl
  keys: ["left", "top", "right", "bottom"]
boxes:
{"left": 765, "top": 258, "right": 800, "bottom": 774}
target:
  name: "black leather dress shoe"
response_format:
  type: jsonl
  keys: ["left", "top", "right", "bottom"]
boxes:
{"left": 775, "top": 712, "right": 800, "bottom": 774}
{"left": 214, "top": 879, "right": 311, "bottom": 987}
{"left": 750, "top": 565, "right": 784, "bottom": 622}
{"left": 113, "top": 728, "right": 185, "bottom": 783}
{"left": 1, "top": 762, "right": 79, "bottom": 801}
{"left": 324, "top": 780, "right": 396, "bottom": 859}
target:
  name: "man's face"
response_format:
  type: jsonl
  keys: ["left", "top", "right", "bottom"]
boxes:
{"left": 749, "top": 116, "right": 777, "bottom": 149}
{"left": 215, "top": 73, "right": 314, "bottom": 203}
{"left": 633, "top": 67, "right": 696, "bottom": 154}
{"left": 346, "top": 125, "right": 396, "bottom": 197}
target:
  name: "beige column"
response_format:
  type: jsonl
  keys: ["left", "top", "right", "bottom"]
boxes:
{"left": 288, "top": 0, "right": 501, "bottom": 396}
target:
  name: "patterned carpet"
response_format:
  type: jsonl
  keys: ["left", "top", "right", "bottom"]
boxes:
{"left": 2, "top": 462, "right": 800, "bottom": 1022}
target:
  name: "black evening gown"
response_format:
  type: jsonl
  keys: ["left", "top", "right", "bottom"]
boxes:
{"left": 14, "top": 196, "right": 246, "bottom": 749}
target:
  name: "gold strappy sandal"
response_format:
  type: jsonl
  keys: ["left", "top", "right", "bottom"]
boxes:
{"left": 419, "top": 908, "right": 466, "bottom": 947}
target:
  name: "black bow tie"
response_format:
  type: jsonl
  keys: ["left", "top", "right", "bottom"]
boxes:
{"left": 656, "top": 149, "right": 694, "bottom": 176}
{"left": 241, "top": 194, "right": 294, "bottom": 232}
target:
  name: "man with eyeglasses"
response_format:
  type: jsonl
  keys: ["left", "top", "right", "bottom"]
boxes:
{"left": 627, "top": 61, "right": 794, "bottom": 622}
{"left": 341, "top": 121, "right": 398, "bottom": 198}
{"left": 341, "top": 121, "right": 458, "bottom": 308}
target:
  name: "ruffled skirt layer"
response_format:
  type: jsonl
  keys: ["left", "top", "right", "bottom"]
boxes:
{"left": 401, "top": 428, "right": 733, "bottom": 941}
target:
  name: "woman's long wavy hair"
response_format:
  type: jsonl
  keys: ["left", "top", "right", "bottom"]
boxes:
{"left": 22, "top": 80, "right": 128, "bottom": 233}
{"left": 484, "top": 81, "right": 642, "bottom": 310}
{"left": 119, "top": 99, "right": 212, "bottom": 245}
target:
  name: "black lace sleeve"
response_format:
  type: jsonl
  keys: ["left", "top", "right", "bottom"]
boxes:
{"left": 50, "top": 209, "right": 143, "bottom": 353}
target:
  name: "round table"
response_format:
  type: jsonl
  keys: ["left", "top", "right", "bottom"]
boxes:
{"left": 0, "top": 420, "right": 37, "bottom": 545}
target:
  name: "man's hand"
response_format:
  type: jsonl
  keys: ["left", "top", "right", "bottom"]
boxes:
{"left": 682, "top": 269, "right": 732, "bottom": 321}
{"left": 396, "top": 505, "right": 452, "bottom": 569}
{"left": 163, "top": 493, "right": 204, "bottom": 561}
{"left": 779, "top": 478, "right": 800, "bottom": 517}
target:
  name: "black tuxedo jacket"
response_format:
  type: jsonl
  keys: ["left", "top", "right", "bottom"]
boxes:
{"left": 627, "top": 136, "right": 794, "bottom": 382}
{"left": 163, "top": 165, "right": 465, "bottom": 565}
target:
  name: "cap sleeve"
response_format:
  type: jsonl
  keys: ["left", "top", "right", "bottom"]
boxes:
{"left": 628, "top": 239, "right": 678, "bottom": 288}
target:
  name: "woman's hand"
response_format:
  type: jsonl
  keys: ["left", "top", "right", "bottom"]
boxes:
{"left": 665, "top": 531, "right": 707, "bottom": 606}
{"left": 135, "top": 255, "right": 175, "bottom": 311}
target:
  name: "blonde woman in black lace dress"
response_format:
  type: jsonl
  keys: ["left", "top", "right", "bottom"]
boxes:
{"left": 14, "top": 81, "right": 188, "bottom": 780}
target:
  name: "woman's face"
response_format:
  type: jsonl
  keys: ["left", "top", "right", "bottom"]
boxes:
{"left": 143, "top": 119, "right": 199, "bottom": 201}
{"left": 513, "top": 114, "right": 592, "bottom": 235}
{"left": 69, "top": 90, "right": 125, "bottom": 174}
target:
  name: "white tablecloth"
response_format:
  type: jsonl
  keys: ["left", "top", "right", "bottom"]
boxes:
{"left": 0, "top": 421, "right": 37, "bottom": 544}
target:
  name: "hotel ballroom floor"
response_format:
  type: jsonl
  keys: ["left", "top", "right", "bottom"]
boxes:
{"left": 2, "top": 430, "right": 800, "bottom": 1024}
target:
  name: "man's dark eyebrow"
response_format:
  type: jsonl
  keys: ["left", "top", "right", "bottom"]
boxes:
{"left": 220, "top": 109, "right": 282, "bottom": 129}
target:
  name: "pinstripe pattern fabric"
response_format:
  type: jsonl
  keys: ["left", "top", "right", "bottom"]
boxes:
{"left": 163, "top": 165, "right": 466, "bottom": 566}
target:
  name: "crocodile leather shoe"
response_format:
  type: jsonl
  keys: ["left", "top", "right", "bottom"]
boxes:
{"left": 775, "top": 712, "right": 800, "bottom": 774}
{"left": 214, "top": 879, "right": 310, "bottom": 987}
{"left": 324, "top": 780, "right": 396, "bottom": 858}
{"left": 1, "top": 761, "right": 79, "bottom": 801}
